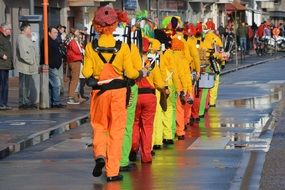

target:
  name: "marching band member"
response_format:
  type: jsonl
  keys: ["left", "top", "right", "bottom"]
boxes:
{"left": 130, "top": 37, "right": 167, "bottom": 163}
{"left": 82, "top": 6, "right": 147, "bottom": 182}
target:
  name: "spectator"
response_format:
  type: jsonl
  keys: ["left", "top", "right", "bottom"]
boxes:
{"left": 237, "top": 21, "right": 247, "bottom": 53}
{"left": 247, "top": 23, "right": 254, "bottom": 52}
{"left": 66, "top": 27, "right": 83, "bottom": 104}
{"left": 0, "top": 23, "right": 13, "bottom": 110}
{"left": 41, "top": 26, "right": 65, "bottom": 108}
{"left": 279, "top": 23, "right": 285, "bottom": 37}
{"left": 272, "top": 24, "right": 280, "bottom": 38}
{"left": 15, "top": 22, "right": 39, "bottom": 109}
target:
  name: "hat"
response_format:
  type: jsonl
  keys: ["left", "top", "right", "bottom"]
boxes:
{"left": 196, "top": 22, "right": 203, "bottom": 35}
{"left": 206, "top": 20, "right": 215, "bottom": 30}
{"left": 94, "top": 6, "right": 118, "bottom": 27}
{"left": 116, "top": 10, "right": 129, "bottom": 24}
{"left": 154, "top": 29, "right": 171, "bottom": 49}
{"left": 189, "top": 23, "right": 196, "bottom": 36}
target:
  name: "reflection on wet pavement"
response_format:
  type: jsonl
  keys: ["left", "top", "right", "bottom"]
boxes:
{"left": 187, "top": 85, "right": 283, "bottom": 152}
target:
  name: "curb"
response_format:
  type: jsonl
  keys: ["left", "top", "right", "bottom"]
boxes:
{"left": 0, "top": 114, "right": 89, "bottom": 160}
{"left": 221, "top": 56, "right": 284, "bottom": 76}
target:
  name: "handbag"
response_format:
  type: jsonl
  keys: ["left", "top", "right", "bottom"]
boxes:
{"left": 198, "top": 73, "right": 215, "bottom": 89}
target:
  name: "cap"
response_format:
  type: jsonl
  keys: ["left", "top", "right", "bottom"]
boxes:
{"left": 94, "top": 6, "right": 118, "bottom": 27}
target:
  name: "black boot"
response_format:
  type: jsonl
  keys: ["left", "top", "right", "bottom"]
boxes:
{"left": 129, "top": 151, "right": 137, "bottom": 162}
{"left": 119, "top": 163, "right": 136, "bottom": 172}
{"left": 92, "top": 158, "right": 105, "bottom": 177}
{"left": 163, "top": 139, "right": 174, "bottom": 145}
{"left": 107, "top": 174, "right": 124, "bottom": 182}
{"left": 153, "top": 145, "right": 162, "bottom": 150}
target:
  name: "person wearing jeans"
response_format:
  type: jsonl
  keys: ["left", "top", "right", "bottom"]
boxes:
{"left": 42, "top": 26, "right": 65, "bottom": 108}
{"left": 237, "top": 21, "right": 248, "bottom": 54}
{"left": 0, "top": 23, "right": 13, "bottom": 110}
{"left": 49, "top": 68, "right": 61, "bottom": 106}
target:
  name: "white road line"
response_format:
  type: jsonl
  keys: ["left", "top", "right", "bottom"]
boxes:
{"left": 187, "top": 137, "right": 231, "bottom": 150}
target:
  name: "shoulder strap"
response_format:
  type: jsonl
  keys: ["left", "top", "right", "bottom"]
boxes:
{"left": 92, "top": 39, "right": 121, "bottom": 64}
{"left": 92, "top": 39, "right": 122, "bottom": 53}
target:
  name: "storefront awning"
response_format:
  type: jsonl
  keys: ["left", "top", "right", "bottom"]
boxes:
{"left": 225, "top": 1, "right": 246, "bottom": 11}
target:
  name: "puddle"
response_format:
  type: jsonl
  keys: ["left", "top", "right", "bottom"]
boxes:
{"left": 188, "top": 85, "right": 284, "bottom": 151}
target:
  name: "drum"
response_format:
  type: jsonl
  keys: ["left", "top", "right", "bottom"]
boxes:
{"left": 198, "top": 73, "right": 215, "bottom": 89}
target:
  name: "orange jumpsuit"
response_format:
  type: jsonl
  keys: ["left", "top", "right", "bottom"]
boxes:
{"left": 82, "top": 34, "right": 140, "bottom": 177}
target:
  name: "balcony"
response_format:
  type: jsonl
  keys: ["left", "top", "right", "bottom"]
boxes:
{"left": 68, "top": 0, "right": 115, "bottom": 7}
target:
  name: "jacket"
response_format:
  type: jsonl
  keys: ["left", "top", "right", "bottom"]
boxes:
{"left": 41, "top": 36, "right": 62, "bottom": 69}
{"left": 0, "top": 32, "right": 13, "bottom": 70}
{"left": 66, "top": 39, "right": 83, "bottom": 63}
{"left": 82, "top": 34, "right": 140, "bottom": 80}
{"left": 15, "top": 34, "right": 39, "bottom": 75}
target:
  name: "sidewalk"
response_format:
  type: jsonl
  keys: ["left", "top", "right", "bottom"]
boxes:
{"left": 0, "top": 52, "right": 284, "bottom": 160}
{"left": 0, "top": 78, "right": 90, "bottom": 159}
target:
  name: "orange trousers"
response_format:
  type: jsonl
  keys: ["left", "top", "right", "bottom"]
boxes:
{"left": 90, "top": 88, "right": 127, "bottom": 177}
{"left": 176, "top": 98, "right": 185, "bottom": 136}
{"left": 184, "top": 93, "right": 193, "bottom": 125}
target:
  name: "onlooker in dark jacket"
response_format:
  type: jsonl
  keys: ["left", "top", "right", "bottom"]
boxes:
{"left": 41, "top": 26, "right": 65, "bottom": 108}
{"left": 0, "top": 23, "right": 13, "bottom": 110}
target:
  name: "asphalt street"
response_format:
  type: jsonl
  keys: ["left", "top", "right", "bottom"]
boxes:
{"left": 1, "top": 53, "right": 285, "bottom": 190}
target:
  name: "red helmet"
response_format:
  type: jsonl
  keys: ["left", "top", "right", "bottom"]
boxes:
{"left": 206, "top": 20, "right": 215, "bottom": 30}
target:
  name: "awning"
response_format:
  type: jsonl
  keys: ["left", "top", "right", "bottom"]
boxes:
{"left": 225, "top": 1, "right": 246, "bottom": 11}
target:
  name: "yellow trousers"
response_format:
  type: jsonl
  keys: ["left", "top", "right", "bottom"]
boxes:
{"left": 209, "top": 74, "right": 220, "bottom": 106}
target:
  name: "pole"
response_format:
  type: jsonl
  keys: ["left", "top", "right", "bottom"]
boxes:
{"left": 234, "top": 10, "right": 238, "bottom": 67}
{"left": 29, "top": 0, "right": 34, "bottom": 15}
{"left": 157, "top": 0, "right": 159, "bottom": 19}
{"left": 43, "top": 0, "right": 48, "bottom": 66}
{"left": 40, "top": 0, "right": 50, "bottom": 109}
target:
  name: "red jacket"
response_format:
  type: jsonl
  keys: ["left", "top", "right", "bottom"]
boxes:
{"left": 66, "top": 39, "right": 83, "bottom": 63}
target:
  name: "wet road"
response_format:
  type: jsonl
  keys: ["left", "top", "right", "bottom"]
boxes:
{"left": 1, "top": 57, "right": 285, "bottom": 190}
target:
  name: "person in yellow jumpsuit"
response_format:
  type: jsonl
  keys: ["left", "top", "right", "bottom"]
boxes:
{"left": 204, "top": 20, "right": 225, "bottom": 107}
{"left": 165, "top": 16, "right": 194, "bottom": 140}
{"left": 152, "top": 29, "right": 182, "bottom": 148}
{"left": 82, "top": 6, "right": 147, "bottom": 182}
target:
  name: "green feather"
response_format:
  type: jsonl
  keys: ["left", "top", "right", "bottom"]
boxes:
{"left": 136, "top": 10, "right": 148, "bottom": 21}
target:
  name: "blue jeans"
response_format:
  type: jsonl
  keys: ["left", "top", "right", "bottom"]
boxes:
{"left": 0, "top": 70, "right": 9, "bottom": 106}
{"left": 49, "top": 68, "right": 61, "bottom": 105}
{"left": 240, "top": 37, "right": 247, "bottom": 52}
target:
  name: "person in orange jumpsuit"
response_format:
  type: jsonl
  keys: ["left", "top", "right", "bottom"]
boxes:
{"left": 130, "top": 37, "right": 167, "bottom": 163}
{"left": 82, "top": 6, "right": 147, "bottom": 182}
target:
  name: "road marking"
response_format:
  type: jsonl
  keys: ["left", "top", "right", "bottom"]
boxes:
{"left": 234, "top": 81, "right": 258, "bottom": 85}
{"left": 187, "top": 137, "right": 230, "bottom": 150}
{"left": 267, "top": 80, "right": 285, "bottom": 84}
